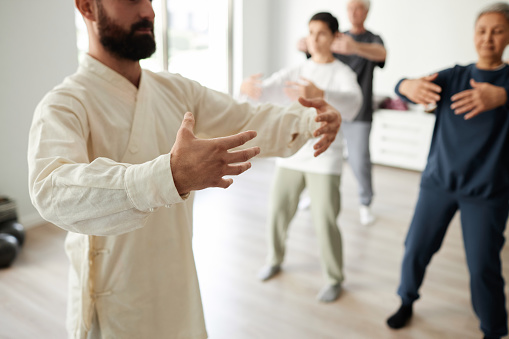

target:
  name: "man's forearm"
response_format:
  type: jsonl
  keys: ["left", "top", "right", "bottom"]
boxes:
{"left": 353, "top": 42, "right": 386, "bottom": 62}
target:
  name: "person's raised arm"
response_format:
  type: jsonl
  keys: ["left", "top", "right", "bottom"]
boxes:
{"left": 285, "top": 74, "right": 361, "bottom": 122}
{"left": 29, "top": 94, "right": 259, "bottom": 237}
{"left": 284, "top": 77, "right": 325, "bottom": 102}
{"left": 297, "top": 37, "right": 311, "bottom": 59}
{"left": 29, "top": 95, "right": 186, "bottom": 236}
{"left": 331, "top": 34, "right": 386, "bottom": 62}
{"left": 180, "top": 73, "right": 340, "bottom": 158}
{"left": 450, "top": 79, "right": 508, "bottom": 120}
{"left": 240, "top": 73, "right": 263, "bottom": 100}
{"left": 396, "top": 73, "right": 442, "bottom": 105}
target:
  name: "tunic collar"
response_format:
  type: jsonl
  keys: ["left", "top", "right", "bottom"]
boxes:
{"left": 79, "top": 54, "right": 140, "bottom": 96}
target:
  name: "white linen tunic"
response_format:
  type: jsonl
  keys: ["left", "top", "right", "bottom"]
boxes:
{"left": 28, "top": 55, "right": 321, "bottom": 339}
{"left": 252, "top": 59, "right": 362, "bottom": 175}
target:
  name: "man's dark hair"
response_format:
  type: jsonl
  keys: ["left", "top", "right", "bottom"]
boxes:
{"left": 309, "top": 12, "right": 339, "bottom": 34}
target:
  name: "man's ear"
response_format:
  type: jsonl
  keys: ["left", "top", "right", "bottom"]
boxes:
{"left": 75, "top": 0, "right": 96, "bottom": 22}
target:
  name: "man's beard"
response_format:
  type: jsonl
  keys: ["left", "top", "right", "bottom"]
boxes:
{"left": 97, "top": 3, "right": 156, "bottom": 61}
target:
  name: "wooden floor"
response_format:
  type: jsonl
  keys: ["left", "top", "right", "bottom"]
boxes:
{"left": 1, "top": 158, "right": 508, "bottom": 339}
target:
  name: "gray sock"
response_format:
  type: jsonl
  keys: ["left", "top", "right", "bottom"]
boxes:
{"left": 257, "top": 265, "right": 281, "bottom": 281}
{"left": 316, "top": 284, "right": 342, "bottom": 302}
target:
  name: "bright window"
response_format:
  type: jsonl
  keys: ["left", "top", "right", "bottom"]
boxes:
{"left": 74, "top": 0, "right": 231, "bottom": 93}
{"left": 166, "top": 0, "right": 230, "bottom": 92}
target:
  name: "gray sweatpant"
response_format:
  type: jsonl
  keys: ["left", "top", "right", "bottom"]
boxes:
{"left": 265, "top": 166, "right": 343, "bottom": 285}
{"left": 342, "top": 121, "right": 373, "bottom": 206}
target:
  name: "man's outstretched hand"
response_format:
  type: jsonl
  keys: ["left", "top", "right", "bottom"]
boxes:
{"left": 170, "top": 112, "right": 261, "bottom": 196}
{"left": 299, "top": 97, "right": 342, "bottom": 157}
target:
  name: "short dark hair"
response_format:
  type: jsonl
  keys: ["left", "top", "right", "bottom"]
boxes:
{"left": 309, "top": 12, "right": 339, "bottom": 34}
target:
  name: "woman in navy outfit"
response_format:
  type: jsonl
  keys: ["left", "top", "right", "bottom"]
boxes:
{"left": 387, "top": 3, "right": 509, "bottom": 339}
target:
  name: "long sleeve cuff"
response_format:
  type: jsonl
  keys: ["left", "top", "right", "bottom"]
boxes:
{"left": 395, "top": 78, "right": 414, "bottom": 104}
{"left": 125, "top": 154, "right": 185, "bottom": 212}
{"left": 302, "top": 106, "right": 320, "bottom": 137}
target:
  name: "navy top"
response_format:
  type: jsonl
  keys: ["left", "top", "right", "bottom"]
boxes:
{"left": 396, "top": 63, "right": 509, "bottom": 200}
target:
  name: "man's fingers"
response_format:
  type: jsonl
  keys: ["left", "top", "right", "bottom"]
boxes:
{"left": 216, "top": 178, "right": 234, "bottom": 189}
{"left": 172, "top": 128, "right": 259, "bottom": 194}
{"left": 315, "top": 112, "right": 332, "bottom": 123}
{"left": 313, "top": 135, "right": 334, "bottom": 157}
{"left": 313, "top": 122, "right": 338, "bottom": 137}
{"left": 226, "top": 147, "right": 261, "bottom": 164}
{"left": 216, "top": 130, "right": 257, "bottom": 150}
{"left": 299, "top": 96, "right": 327, "bottom": 108}
{"left": 315, "top": 111, "right": 339, "bottom": 124}
{"left": 223, "top": 162, "right": 253, "bottom": 176}
{"left": 174, "top": 112, "right": 197, "bottom": 142}
{"left": 314, "top": 148, "right": 326, "bottom": 157}
{"left": 313, "top": 134, "right": 335, "bottom": 148}
{"left": 180, "top": 112, "right": 196, "bottom": 131}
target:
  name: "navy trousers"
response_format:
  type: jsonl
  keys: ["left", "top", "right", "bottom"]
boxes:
{"left": 398, "top": 186, "right": 508, "bottom": 337}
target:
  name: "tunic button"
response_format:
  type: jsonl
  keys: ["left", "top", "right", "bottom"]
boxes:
{"left": 149, "top": 208, "right": 155, "bottom": 212}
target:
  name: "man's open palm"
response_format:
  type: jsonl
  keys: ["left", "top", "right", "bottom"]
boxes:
{"left": 170, "top": 112, "right": 261, "bottom": 195}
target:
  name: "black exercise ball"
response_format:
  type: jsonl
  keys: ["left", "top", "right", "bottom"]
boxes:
{"left": 0, "top": 221, "right": 25, "bottom": 247}
{"left": 0, "top": 234, "right": 19, "bottom": 268}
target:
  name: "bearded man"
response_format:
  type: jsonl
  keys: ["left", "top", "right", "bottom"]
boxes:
{"left": 27, "top": 0, "right": 342, "bottom": 338}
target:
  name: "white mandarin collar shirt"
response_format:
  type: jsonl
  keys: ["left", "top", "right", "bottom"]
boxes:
{"left": 28, "top": 54, "right": 321, "bottom": 338}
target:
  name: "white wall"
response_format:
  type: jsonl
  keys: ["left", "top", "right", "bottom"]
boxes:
{"left": 0, "top": 1, "right": 78, "bottom": 228}
{"left": 233, "top": 0, "right": 272, "bottom": 94}
{"left": 242, "top": 0, "right": 507, "bottom": 97}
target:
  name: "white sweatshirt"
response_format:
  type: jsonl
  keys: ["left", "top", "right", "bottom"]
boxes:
{"left": 246, "top": 59, "right": 362, "bottom": 175}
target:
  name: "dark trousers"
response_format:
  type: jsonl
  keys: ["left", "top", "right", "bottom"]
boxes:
{"left": 397, "top": 186, "right": 508, "bottom": 337}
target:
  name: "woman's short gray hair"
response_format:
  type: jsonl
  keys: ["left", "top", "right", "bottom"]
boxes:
{"left": 349, "top": 0, "right": 371, "bottom": 11}
{"left": 477, "top": 2, "right": 509, "bottom": 24}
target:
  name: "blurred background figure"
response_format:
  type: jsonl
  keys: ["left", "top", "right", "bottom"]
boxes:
{"left": 299, "top": 0, "right": 386, "bottom": 226}
{"left": 241, "top": 12, "right": 362, "bottom": 303}
{"left": 386, "top": 3, "right": 509, "bottom": 338}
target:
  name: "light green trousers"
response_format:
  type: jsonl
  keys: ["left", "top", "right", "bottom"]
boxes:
{"left": 266, "top": 166, "right": 343, "bottom": 285}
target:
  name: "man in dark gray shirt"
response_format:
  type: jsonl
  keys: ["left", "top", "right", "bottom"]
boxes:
{"left": 299, "top": 0, "right": 386, "bottom": 225}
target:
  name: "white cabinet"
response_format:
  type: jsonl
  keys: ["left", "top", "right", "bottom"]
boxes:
{"left": 370, "top": 109, "right": 435, "bottom": 171}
